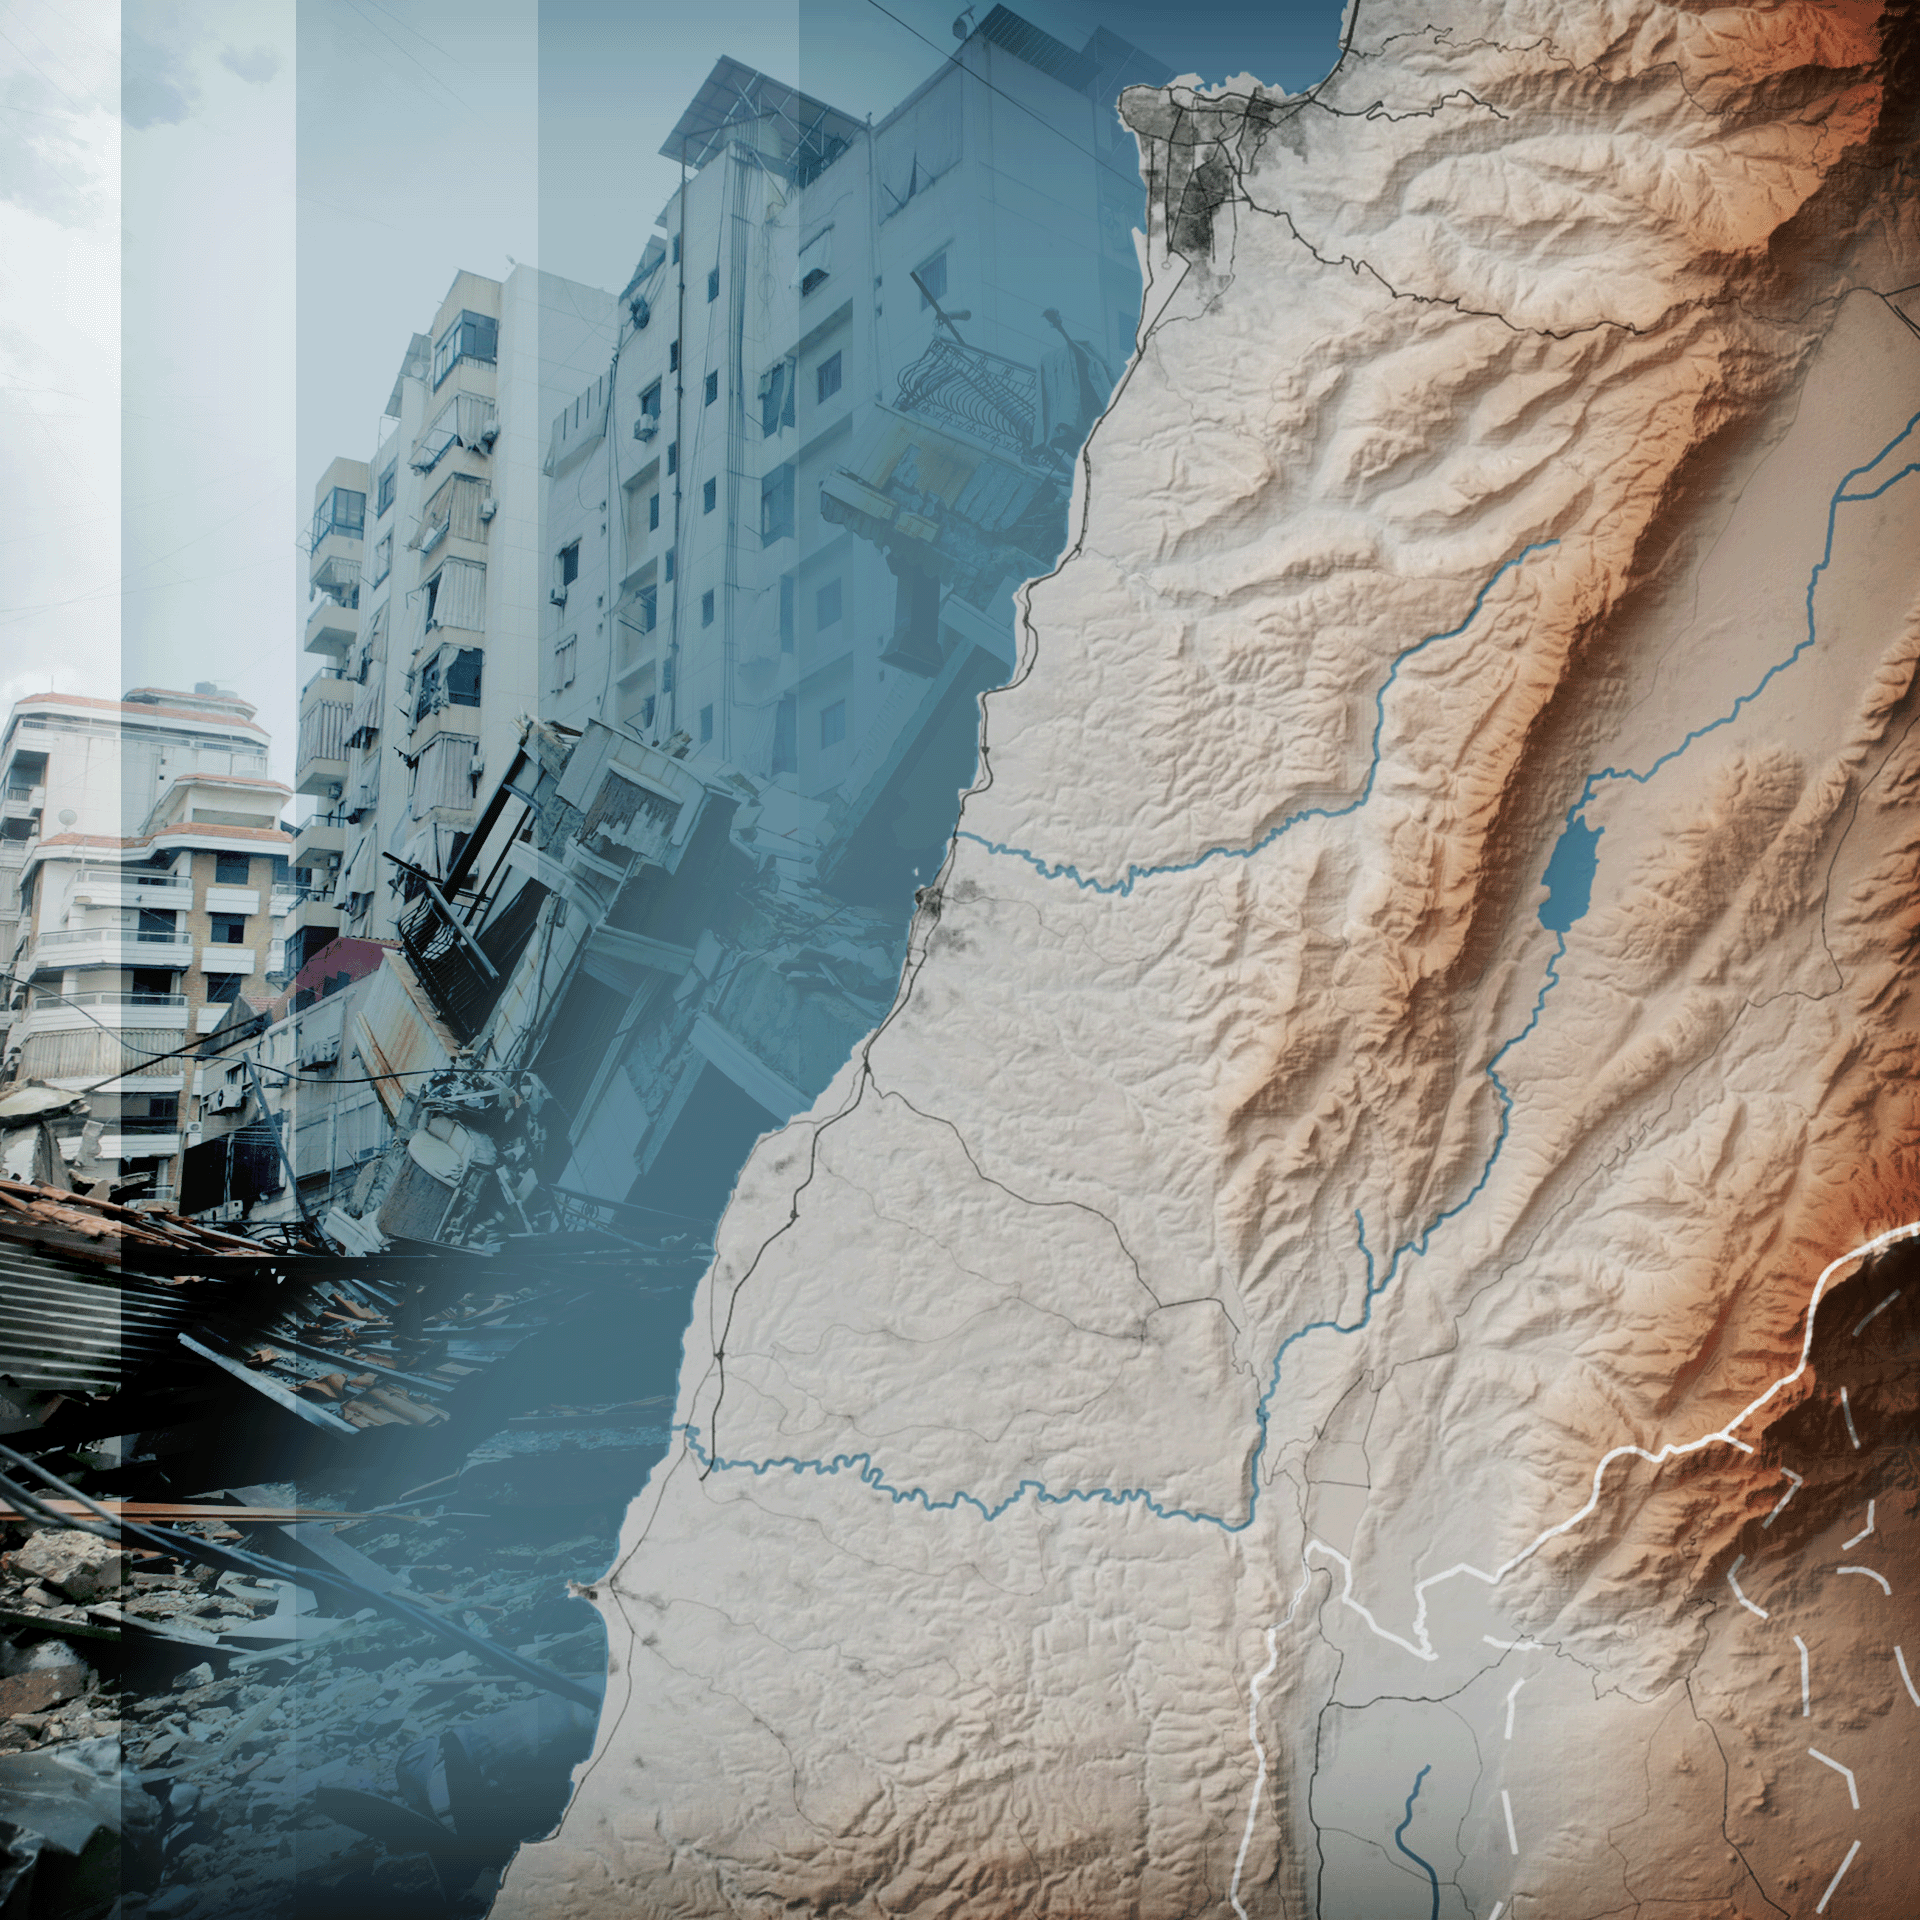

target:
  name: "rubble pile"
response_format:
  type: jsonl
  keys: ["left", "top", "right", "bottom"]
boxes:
{"left": 0, "top": 1471, "right": 620, "bottom": 1920}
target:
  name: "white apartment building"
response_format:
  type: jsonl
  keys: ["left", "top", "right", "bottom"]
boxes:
{"left": 537, "top": 10, "right": 1162, "bottom": 904}
{"left": 0, "top": 687, "right": 295, "bottom": 1204}
{"left": 286, "top": 265, "right": 620, "bottom": 977}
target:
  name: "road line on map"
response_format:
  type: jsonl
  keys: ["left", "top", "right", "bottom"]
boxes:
{"left": 1853, "top": 1291, "right": 1898, "bottom": 1336}
{"left": 1503, "top": 1677, "right": 1526, "bottom": 1739}
{"left": 1808, "top": 1748, "right": 1859, "bottom": 1808}
{"left": 1842, "top": 1500, "right": 1875, "bottom": 1550}
{"left": 1837, "top": 1565, "right": 1890, "bottom": 1595}
{"left": 1227, "top": 1625, "right": 1281, "bottom": 1920}
{"left": 1794, "top": 1636, "right": 1810, "bottom": 1716}
{"left": 1727, "top": 1555, "right": 1769, "bottom": 1619}
{"left": 1763, "top": 1468, "right": 1804, "bottom": 1527}
{"left": 1500, "top": 1789, "right": 1518, "bottom": 1855}
{"left": 1897, "top": 1646, "right": 1920, "bottom": 1708}
{"left": 1840, "top": 1388, "right": 1861, "bottom": 1450}
{"left": 1816, "top": 1839, "right": 1861, "bottom": 1913}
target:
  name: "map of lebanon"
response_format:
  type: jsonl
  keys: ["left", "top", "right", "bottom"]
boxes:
{"left": 498, "top": 3, "right": 1920, "bottom": 1915}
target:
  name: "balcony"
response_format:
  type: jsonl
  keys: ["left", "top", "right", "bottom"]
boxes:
{"left": 97, "top": 1123, "right": 181, "bottom": 1161}
{"left": 293, "top": 813, "right": 347, "bottom": 865}
{"left": 295, "top": 684, "right": 353, "bottom": 799}
{"left": 305, "top": 599, "right": 357, "bottom": 662}
{"left": 16, "top": 993, "right": 190, "bottom": 1039}
{"left": 27, "top": 928, "right": 195, "bottom": 972}
{"left": 69, "top": 868, "right": 194, "bottom": 910}
{"left": 1, "top": 784, "right": 44, "bottom": 824}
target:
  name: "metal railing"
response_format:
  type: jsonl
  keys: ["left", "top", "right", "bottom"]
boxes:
{"left": 74, "top": 867, "right": 192, "bottom": 894}
{"left": 36, "top": 927, "right": 192, "bottom": 949}
{"left": 30, "top": 990, "right": 189, "bottom": 1010}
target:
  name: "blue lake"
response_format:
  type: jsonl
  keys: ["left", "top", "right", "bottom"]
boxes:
{"left": 1539, "top": 813, "right": 1602, "bottom": 932}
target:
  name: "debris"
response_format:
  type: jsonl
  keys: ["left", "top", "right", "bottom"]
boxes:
{"left": 8, "top": 1529, "right": 124, "bottom": 1604}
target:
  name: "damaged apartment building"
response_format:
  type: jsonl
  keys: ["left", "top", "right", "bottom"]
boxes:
{"left": 240, "top": 8, "right": 1162, "bottom": 1246}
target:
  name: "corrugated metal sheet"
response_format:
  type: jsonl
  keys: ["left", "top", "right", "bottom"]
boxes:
{"left": 0, "top": 1242, "right": 208, "bottom": 1396}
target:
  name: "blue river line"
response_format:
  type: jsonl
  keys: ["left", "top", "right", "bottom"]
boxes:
{"left": 1393, "top": 1765, "right": 1442, "bottom": 1920}
{"left": 956, "top": 540, "right": 1562, "bottom": 897}
{"left": 686, "top": 407, "right": 1920, "bottom": 1534}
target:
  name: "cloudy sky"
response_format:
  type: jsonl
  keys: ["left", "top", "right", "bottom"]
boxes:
{"left": 0, "top": 0, "right": 1343, "bottom": 788}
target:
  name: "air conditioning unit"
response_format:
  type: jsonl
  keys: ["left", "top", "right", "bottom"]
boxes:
{"left": 629, "top": 295, "right": 650, "bottom": 330}
{"left": 478, "top": 497, "right": 497, "bottom": 522}
{"left": 549, "top": 588, "right": 568, "bottom": 608}
{"left": 633, "top": 421, "right": 657, "bottom": 442}
{"left": 478, "top": 423, "right": 500, "bottom": 448}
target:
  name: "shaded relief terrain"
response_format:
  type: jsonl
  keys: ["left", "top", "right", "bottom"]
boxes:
{"left": 498, "top": 1, "right": 1920, "bottom": 1915}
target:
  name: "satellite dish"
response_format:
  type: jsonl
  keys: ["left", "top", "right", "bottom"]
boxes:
{"left": 57, "top": 809, "right": 77, "bottom": 827}
{"left": 952, "top": 6, "right": 974, "bottom": 37}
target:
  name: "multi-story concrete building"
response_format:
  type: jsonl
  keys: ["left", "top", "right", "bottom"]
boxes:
{"left": 256, "top": 11, "right": 1165, "bottom": 1248}
{"left": 0, "top": 687, "right": 294, "bottom": 1204}
{"left": 538, "top": 11, "right": 1163, "bottom": 903}
{"left": 287, "top": 266, "right": 620, "bottom": 976}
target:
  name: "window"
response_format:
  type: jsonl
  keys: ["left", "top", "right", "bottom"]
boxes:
{"left": 372, "top": 533, "right": 392, "bottom": 587}
{"left": 780, "top": 575, "right": 795, "bottom": 654}
{"left": 706, "top": 267, "right": 719, "bottom": 302}
{"left": 916, "top": 249, "right": 948, "bottom": 307}
{"left": 700, "top": 589, "right": 715, "bottom": 627}
{"left": 214, "top": 853, "right": 250, "bottom": 885}
{"left": 204, "top": 972, "right": 243, "bottom": 1004}
{"left": 801, "top": 266, "right": 829, "bottom": 297}
{"left": 638, "top": 585, "right": 658, "bottom": 632}
{"left": 699, "top": 704, "right": 714, "bottom": 744}
{"left": 667, "top": 441, "right": 678, "bottom": 475}
{"left": 671, "top": 234, "right": 681, "bottom": 265}
{"left": 760, "top": 359, "right": 796, "bottom": 437}
{"left": 558, "top": 540, "right": 581, "bottom": 588}
{"left": 138, "top": 908, "right": 177, "bottom": 938}
{"left": 210, "top": 913, "right": 247, "bottom": 945}
{"left": 702, "top": 477, "right": 716, "bottom": 514}
{"left": 703, "top": 370, "right": 718, "bottom": 406}
{"left": 311, "top": 487, "right": 365, "bottom": 549}
{"left": 760, "top": 464, "right": 794, "bottom": 545}
{"left": 664, "top": 548, "right": 675, "bottom": 582}
{"left": 376, "top": 462, "right": 397, "bottom": 516}
{"left": 669, "top": 339, "right": 680, "bottom": 372}
{"left": 819, "top": 698, "right": 846, "bottom": 748}
{"left": 552, "top": 635, "right": 577, "bottom": 693}
{"left": 661, "top": 655, "right": 676, "bottom": 694}
{"left": 414, "top": 645, "right": 484, "bottom": 720}
{"left": 640, "top": 380, "right": 662, "bottom": 422}
{"left": 648, "top": 492, "right": 660, "bottom": 532}
{"left": 432, "top": 309, "right": 498, "bottom": 387}
{"left": 815, "top": 577, "right": 842, "bottom": 628}
{"left": 816, "top": 351, "right": 842, "bottom": 403}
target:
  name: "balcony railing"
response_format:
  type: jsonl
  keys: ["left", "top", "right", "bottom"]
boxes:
{"left": 33, "top": 990, "right": 188, "bottom": 1010}
{"left": 72, "top": 868, "right": 193, "bottom": 901}
{"left": 39, "top": 927, "right": 188, "bottom": 948}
